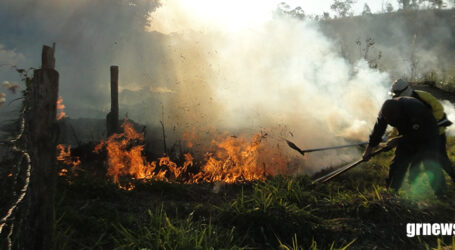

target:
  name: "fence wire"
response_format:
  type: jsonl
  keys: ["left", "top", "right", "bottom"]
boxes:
{"left": 0, "top": 106, "right": 32, "bottom": 250}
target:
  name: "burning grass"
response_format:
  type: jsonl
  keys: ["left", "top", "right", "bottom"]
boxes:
{"left": 56, "top": 96, "right": 67, "bottom": 120}
{"left": 45, "top": 123, "right": 455, "bottom": 249}
{"left": 0, "top": 132, "right": 445, "bottom": 249}
{"left": 57, "top": 144, "right": 81, "bottom": 178}
{"left": 92, "top": 120, "right": 289, "bottom": 189}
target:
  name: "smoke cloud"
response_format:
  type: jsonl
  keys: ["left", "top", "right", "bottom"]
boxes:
{"left": 320, "top": 11, "right": 455, "bottom": 80}
{"left": 146, "top": 0, "right": 390, "bottom": 171}
{"left": 0, "top": 0, "right": 162, "bottom": 119}
{"left": 4, "top": 1, "right": 455, "bottom": 172}
{"left": 0, "top": 45, "right": 25, "bottom": 66}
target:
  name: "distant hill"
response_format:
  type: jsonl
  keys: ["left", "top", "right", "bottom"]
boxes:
{"left": 319, "top": 9, "right": 455, "bottom": 82}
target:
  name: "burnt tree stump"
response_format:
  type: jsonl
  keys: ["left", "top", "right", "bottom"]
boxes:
{"left": 13, "top": 44, "right": 59, "bottom": 250}
{"left": 106, "top": 65, "right": 119, "bottom": 136}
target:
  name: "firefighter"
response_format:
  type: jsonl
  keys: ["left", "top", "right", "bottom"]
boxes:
{"left": 362, "top": 97, "right": 446, "bottom": 196}
{"left": 389, "top": 79, "right": 455, "bottom": 183}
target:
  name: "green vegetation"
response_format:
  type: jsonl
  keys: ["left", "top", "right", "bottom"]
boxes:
{"left": 1, "top": 134, "right": 454, "bottom": 249}
{"left": 44, "top": 142, "right": 455, "bottom": 250}
{"left": 427, "top": 68, "right": 455, "bottom": 93}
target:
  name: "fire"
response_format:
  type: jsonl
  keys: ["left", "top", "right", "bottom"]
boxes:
{"left": 199, "top": 133, "right": 287, "bottom": 183}
{"left": 183, "top": 129, "right": 198, "bottom": 148}
{"left": 57, "top": 144, "right": 81, "bottom": 167}
{"left": 59, "top": 168, "right": 68, "bottom": 177}
{"left": 94, "top": 120, "right": 168, "bottom": 189}
{"left": 94, "top": 119, "right": 289, "bottom": 189}
{"left": 57, "top": 144, "right": 81, "bottom": 176}
{"left": 57, "top": 96, "right": 67, "bottom": 120}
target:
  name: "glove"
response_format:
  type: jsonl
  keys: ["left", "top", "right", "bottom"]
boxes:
{"left": 384, "top": 136, "right": 401, "bottom": 149}
{"left": 438, "top": 113, "right": 453, "bottom": 127}
{"left": 362, "top": 145, "right": 374, "bottom": 161}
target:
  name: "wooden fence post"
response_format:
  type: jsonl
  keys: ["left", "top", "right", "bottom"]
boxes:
{"left": 14, "top": 43, "right": 59, "bottom": 250}
{"left": 106, "top": 65, "right": 119, "bottom": 136}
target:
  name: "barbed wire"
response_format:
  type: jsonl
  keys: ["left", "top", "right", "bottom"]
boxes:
{"left": 0, "top": 105, "right": 32, "bottom": 250}
{"left": 6, "top": 223, "right": 13, "bottom": 250}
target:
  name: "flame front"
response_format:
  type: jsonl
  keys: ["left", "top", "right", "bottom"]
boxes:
{"left": 94, "top": 120, "right": 289, "bottom": 189}
{"left": 194, "top": 133, "right": 287, "bottom": 183}
{"left": 94, "top": 121, "right": 167, "bottom": 189}
{"left": 57, "top": 144, "right": 81, "bottom": 176}
{"left": 57, "top": 96, "right": 67, "bottom": 120}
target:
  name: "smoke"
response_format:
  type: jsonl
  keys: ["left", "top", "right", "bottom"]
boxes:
{"left": 320, "top": 11, "right": 455, "bottom": 80}
{"left": 442, "top": 100, "right": 455, "bottom": 136}
{"left": 0, "top": 44, "right": 26, "bottom": 121}
{"left": 0, "top": 45, "right": 25, "bottom": 66}
{"left": 7, "top": 1, "right": 455, "bottom": 172}
{"left": 0, "top": 0, "right": 162, "bottom": 119}
{"left": 147, "top": 0, "right": 390, "bottom": 171}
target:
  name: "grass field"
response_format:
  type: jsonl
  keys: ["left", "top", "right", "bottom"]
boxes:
{"left": 41, "top": 138, "right": 455, "bottom": 249}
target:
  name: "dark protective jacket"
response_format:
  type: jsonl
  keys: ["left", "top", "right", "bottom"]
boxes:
{"left": 368, "top": 96, "right": 439, "bottom": 147}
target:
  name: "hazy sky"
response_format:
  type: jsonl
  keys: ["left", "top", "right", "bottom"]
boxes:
{"left": 285, "top": 0, "right": 398, "bottom": 16}
{"left": 0, "top": 0, "right": 453, "bottom": 123}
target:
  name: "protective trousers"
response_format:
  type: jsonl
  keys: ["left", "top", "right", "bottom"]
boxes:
{"left": 439, "top": 133, "right": 455, "bottom": 183}
{"left": 387, "top": 142, "right": 447, "bottom": 197}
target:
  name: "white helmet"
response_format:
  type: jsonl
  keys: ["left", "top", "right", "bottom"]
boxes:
{"left": 389, "top": 79, "right": 413, "bottom": 97}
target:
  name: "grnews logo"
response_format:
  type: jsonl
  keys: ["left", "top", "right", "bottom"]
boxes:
{"left": 407, "top": 223, "right": 455, "bottom": 237}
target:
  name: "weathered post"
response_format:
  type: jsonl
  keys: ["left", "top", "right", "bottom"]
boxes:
{"left": 14, "top": 43, "right": 59, "bottom": 250}
{"left": 106, "top": 65, "right": 119, "bottom": 136}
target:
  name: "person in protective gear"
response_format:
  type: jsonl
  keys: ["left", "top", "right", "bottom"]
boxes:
{"left": 389, "top": 79, "right": 455, "bottom": 183}
{"left": 362, "top": 97, "right": 446, "bottom": 196}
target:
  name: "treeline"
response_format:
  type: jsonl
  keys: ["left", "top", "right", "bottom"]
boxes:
{"left": 278, "top": 0, "right": 455, "bottom": 20}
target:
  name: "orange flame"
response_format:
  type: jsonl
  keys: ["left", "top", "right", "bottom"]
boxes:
{"left": 94, "top": 120, "right": 289, "bottom": 189}
{"left": 57, "top": 144, "right": 81, "bottom": 176}
{"left": 183, "top": 129, "right": 198, "bottom": 148}
{"left": 57, "top": 96, "right": 67, "bottom": 120}
{"left": 94, "top": 120, "right": 167, "bottom": 189}
{"left": 193, "top": 133, "right": 287, "bottom": 183}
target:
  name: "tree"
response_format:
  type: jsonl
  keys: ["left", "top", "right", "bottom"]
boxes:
{"left": 397, "top": 0, "right": 411, "bottom": 9}
{"left": 386, "top": 3, "right": 395, "bottom": 12}
{"left": 276, "top": 3, "right": 305, "bottom": 20}
{"left": 356, "top": 38, "right": 382, "bottom": 69}
{"left": 362, "top": 3, "right": 372, "bottom": 15}
{"left": 410, "top": 0, "right": 420, "bottom": 9}
{"left": 288, "top": 6, "right": 305, "bottom": 19}
{"left": 430, "top": 0, "right": 444, "bottom": 8}
{"left": 330, "top": 0, "right": 356, "bottom": 18}
{"left": 323, "top": 12, "right": 331, "bottom": 20}
{"left": 418, "top": 0, "right": 446, "bottom": 9}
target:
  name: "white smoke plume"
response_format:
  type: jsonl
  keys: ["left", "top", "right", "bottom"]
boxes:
{"left": 442, "top": 100, "right": 455, "bottom": 136}
{"left": 147, "top": 0, "right": 390, "bottom": 171}
{"left": 3, "top": 0, "right": 455, "bottom": 173}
